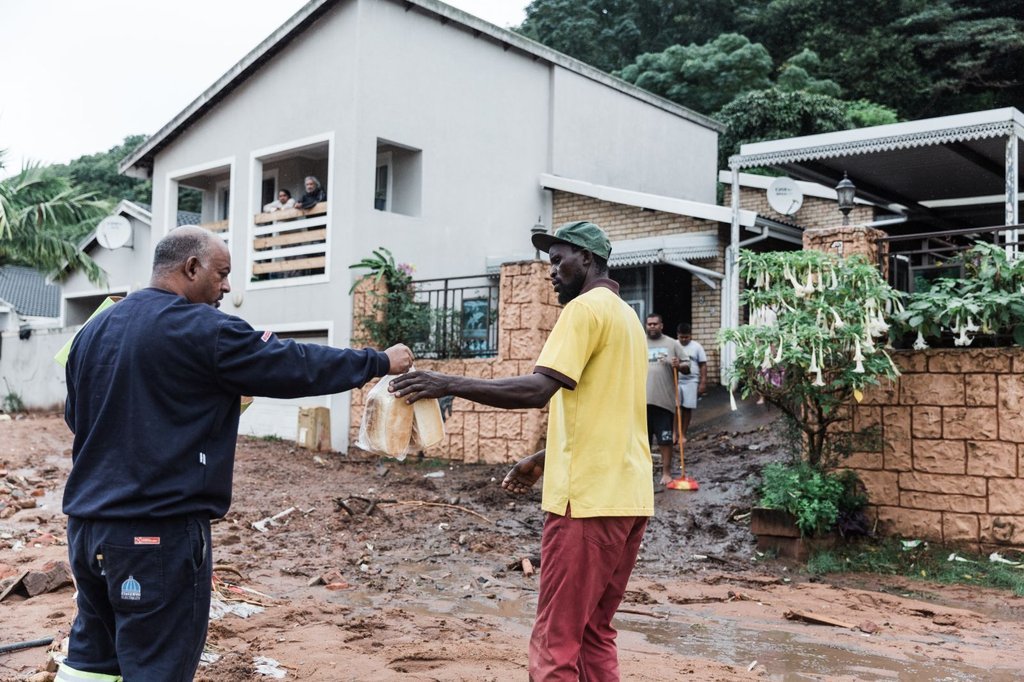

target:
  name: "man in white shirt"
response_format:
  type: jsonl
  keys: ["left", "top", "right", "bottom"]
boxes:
{"left": 676, "top": 323, "right": 708, "bottom": 439}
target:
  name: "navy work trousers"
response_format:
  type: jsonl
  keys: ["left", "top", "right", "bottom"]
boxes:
{"left": 64, "top": 514, "right": 212, "bottom": 681}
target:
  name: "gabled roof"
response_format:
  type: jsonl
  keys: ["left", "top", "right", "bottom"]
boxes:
{"left": 0, "top": 266, "right": 60, "bottom": 318}
{"left": 120, "top": 0, "right": 722, "bottom": 176}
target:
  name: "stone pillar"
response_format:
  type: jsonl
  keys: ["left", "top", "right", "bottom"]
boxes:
{"left": 803, "top": 225, "right": 887, "bottom": 267}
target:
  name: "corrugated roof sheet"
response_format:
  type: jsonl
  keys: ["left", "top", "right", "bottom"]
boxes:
{"left": 0, "top": 266, "right": 60, "bottom": 318}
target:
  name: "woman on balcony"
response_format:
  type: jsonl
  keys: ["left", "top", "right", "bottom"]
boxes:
{"left": 262, "top": 188, "right": 295, "bottom": 212}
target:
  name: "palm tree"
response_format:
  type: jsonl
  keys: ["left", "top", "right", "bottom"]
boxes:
{"left": 0, "top": 150, "right": 108, "bottom": 285}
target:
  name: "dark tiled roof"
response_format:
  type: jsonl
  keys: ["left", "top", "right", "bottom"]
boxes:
{"left": 0, "top": 266, "right": 60, "bottom": 318}
{"left": 177, "top": 210, "right": 202, "bottom": 226}
{"left": 132, "top": 202, "right": 199, "bottom": 226}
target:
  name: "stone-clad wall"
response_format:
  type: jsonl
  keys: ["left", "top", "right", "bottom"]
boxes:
{"left": 847, "top": 348, "right": 1024, "bottom": 550}
{"left": 349, "top": 261, "right": 560, "bottom": 464}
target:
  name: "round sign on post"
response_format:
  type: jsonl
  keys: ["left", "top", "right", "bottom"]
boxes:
{"left": 766, "top": 177, "right": 804, "bottom": 216}
{"left": 96, "top": 215, "right": 132, "bottom": 249}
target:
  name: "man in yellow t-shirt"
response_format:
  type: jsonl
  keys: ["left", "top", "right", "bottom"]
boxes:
{"left": 390, "top": 221, "right": 652, "bottom": 681}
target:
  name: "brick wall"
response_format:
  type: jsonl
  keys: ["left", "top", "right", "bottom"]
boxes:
{"left": 723, "top": 186, "right": 874, "bottom": 230}
{"left": 553, "top": 191, "right": 722, "bottom": 380}
{"left": 350, "top": 261, "right": 560, "bottom": 464}
{"left": 846, "top": 349, "right": 1024, "bottom": 551}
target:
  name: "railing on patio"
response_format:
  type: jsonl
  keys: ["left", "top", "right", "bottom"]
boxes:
{"left": 876, "top": 223, "right": 1024, "bottom": 293}
{"left": 411, "top": 274, "right": 499, "bottom": 359}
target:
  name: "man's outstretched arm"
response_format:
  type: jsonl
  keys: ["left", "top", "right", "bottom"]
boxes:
{"left": 389, "top": 371, "right": 561, "bottom": 410}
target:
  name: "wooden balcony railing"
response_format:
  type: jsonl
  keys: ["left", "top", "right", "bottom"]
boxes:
{"left": 250, "top": 202, "right": 328, "bottom": 281}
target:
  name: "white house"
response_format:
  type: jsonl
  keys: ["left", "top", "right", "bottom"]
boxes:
{"left": 103, "top": 0, "right": 756, "bottom": 449}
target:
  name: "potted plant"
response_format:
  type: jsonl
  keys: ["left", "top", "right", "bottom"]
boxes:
{"left": 752, "top": 460, "right": 868, "bottom": 559}
{"left": 720, "top": 249, "right": 901, "bottom": 557}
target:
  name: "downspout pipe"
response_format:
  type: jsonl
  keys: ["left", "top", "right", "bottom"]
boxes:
{"left": 724, "top": 162, "right": 741, "bottom": 385}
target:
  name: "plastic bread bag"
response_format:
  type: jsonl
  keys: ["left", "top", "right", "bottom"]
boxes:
{"left": 410, "top": 396, "right": 445, "bottom": 450}
{"left": 357, "top": 375, "right": 414, "bottom": 460}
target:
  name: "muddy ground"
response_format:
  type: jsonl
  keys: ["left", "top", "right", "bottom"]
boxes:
{"left": 3, "top": 405, "right": 1024, "bottom": 681}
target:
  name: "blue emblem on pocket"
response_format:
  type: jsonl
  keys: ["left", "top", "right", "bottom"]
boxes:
{"left": 121, "top": 575, "right": 142, "bottom": 601}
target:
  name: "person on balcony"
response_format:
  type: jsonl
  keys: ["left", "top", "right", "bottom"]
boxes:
{"left": 296, "top": 175, "right": 327, "bottom": 210}
{"left": 389, "top": 221, "right": 653, "bottom": 682}
{"left": 262, "top": 188, "right": 295, "bottom": 212}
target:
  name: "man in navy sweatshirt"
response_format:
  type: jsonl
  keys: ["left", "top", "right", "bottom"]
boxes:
{"left": 58, "top": 226, "right": 412, "bottom": 682}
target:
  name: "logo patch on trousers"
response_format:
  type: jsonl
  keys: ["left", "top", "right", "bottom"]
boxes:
{"left": 121, "top": 576, "right": 142, "bottom": 601}
{"left": 134, "top": 536, "right": 160, "bottom": 545}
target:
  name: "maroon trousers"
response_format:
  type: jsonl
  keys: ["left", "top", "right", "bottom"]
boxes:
{"left": 529, "top": 508, "right": 649, "bottom": 681}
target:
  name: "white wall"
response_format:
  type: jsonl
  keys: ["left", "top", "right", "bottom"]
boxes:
{"left": 0, "top": 327, "right": 73, "bottom": 410}
{"left": 550, "top": 67, "right": 719, "bottom": 203}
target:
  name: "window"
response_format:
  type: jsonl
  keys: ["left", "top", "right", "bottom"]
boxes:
{"left": 375, "top": 154, "right": 391, "bottom": 211}
{"left": 215, "top": 180, "right": 230, "bottom": 221}
{"left": 374, "top": 139, "right": 421, "bottom": 216}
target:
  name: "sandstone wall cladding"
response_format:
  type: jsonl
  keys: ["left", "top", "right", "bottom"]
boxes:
{"left": 843, "top": 348, "right": 1024, "bottom": 551}
{"left": 349, "top": 261, "right": 559, "bottom": 464}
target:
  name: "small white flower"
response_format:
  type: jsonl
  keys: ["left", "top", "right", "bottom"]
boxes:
{"left": 912, "top": 331, "right": 929, "bottom": 351}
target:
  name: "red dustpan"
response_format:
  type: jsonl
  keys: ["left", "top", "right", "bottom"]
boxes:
{"left": 668, "top": 365, "right": 699, "bottom": 491}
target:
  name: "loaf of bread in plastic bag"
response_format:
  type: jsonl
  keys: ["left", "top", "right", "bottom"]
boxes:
{"left": 359, "top": 375, "right": 413, "bottom": 457}
{"left": 411, "top": 397, "right": 445, "bottom": 449}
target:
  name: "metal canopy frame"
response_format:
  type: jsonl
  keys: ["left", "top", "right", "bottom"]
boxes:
{"left": 720, "top": 107, "right": 1024, "bottom": 374}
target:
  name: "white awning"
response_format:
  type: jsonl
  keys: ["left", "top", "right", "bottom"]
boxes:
{"left": 540, "top": 173, "right": 758, "bottom": 227}
{"left": 609, "top": 233, "right": 724, "bottom": 288}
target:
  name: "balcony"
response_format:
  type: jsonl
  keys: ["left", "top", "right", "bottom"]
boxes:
{"left": 250, "top": 202, "right": 328, "bottom": 281}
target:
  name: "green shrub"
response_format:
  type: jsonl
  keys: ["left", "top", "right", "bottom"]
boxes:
{"left": 758, "top": 461, "right": 865, "bottom": 536}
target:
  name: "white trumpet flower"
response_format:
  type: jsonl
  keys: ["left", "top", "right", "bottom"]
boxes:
{"left": 813, "top": 368, "right": 826, "bottom": 387}
{"left": 965, "top": 317, "right": 980, "bottom": 333}
{"left": 912, "top": 331, "right": 929, "bottom": 350}
{"left": 808, "top": 347, "right": 819, "bottom": 373}
{"left": 831, "top": 307, "right": 845, "bottom": 329}
{"left": 773, "top": 340, "right": 784, "bottom": 364}
{"left": 760, "top": 345, "right": 773, "bottom": 370}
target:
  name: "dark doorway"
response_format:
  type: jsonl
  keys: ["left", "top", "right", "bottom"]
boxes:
{"left": 652, "top": 265, "right": 691, "bottom": 334}
{"left": 611, "top": 264, "right": 691, "bottom": 331}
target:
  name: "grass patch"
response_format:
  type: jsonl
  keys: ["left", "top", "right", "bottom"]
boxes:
{"left": 254, "top": 434, "right": 285, "bottom": 442}
{"left": 807, "top": 537, "right": 1024, "bottom": 595}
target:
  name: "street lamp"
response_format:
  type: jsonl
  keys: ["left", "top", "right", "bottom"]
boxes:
{"left": 531, "top": 216, "right": 547, "bottom": 259}
{"left": 836, "top": 172, "right": 856, "bottom": 226}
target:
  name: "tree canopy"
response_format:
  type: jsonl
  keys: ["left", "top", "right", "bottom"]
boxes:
{"left": 518, "top": 0, "right": 1023, "bottom": 152}
{"left": 47, "top": 135, "right": 152, "bottom": 211}
{"left": 0, "top": 151, "right": 107, "bottom": 284}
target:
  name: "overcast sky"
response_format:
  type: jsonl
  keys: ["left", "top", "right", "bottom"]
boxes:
{"left": 0, "top": 0, "right": 529, "bottom": 176}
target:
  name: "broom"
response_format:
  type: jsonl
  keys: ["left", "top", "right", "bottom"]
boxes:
{"left": 666, "top": 364, "right": 699, "bottom": 491}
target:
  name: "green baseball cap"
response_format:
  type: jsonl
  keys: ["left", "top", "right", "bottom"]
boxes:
{"left": 531, "top": 220, "right": 612, "bottom": 260}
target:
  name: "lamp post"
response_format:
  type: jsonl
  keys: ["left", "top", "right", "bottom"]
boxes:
{"left": 531, "top": 216, "right": 547, "bottom": 259}
{"left": 836, "top": 172, "right": 856, "bottom": 226}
